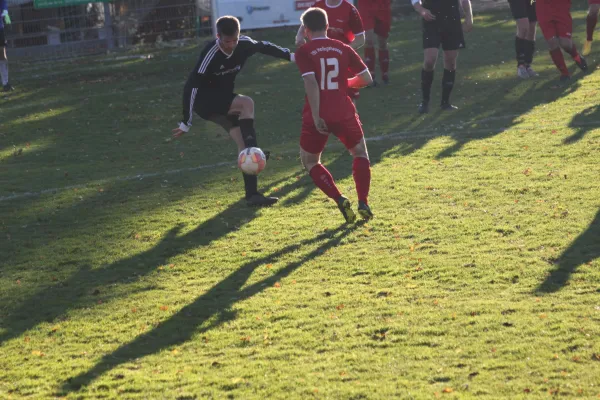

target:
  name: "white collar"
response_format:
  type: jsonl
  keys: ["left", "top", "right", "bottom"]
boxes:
{"left": 217, "top": 40, "right": 234, "bottom": 58}
{"left": 325, "top": 0, "right": 344, "bottom": 8}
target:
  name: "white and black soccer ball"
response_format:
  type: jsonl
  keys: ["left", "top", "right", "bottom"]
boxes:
{"left": 238, "top": 147, "right": 267, "bottom": 175}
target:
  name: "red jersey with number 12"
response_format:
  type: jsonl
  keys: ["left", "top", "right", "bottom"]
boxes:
{"left": 313, "top": 0, "right": 364, "bottom": 44}
{"left": 295, "top": 37, "right": 368, "bottom": 122}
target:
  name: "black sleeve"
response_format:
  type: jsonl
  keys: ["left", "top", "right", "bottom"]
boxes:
{"left": 240, "top": 35, "right": 293, "bottom": 62}
{"left": 181, "top": 41, "right": 216, "bottom": 128}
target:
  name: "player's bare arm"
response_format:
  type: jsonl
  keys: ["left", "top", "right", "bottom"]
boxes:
{"left": 461, "top": 0, "right": 473, "bottom": 32}
{"left": 348, "top": 69, "right": 373, "bottom": 89}
{"left": 412, "top": 0, "right": 436, "bottom": 21}
{"left": 302, "top": 74, "right": 329, "bottom": 135}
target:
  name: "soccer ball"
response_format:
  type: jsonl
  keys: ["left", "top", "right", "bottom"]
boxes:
{"left": 238, "top": 147, "right": 266, "bottom": 175}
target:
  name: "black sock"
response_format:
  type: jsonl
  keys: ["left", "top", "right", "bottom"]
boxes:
{"left": 239, "top": 118, "right": 258, "bottom": 147}
{"left": 441, "top": 68, "right": 456, "bottom": 105}
{"left": 243, "top": 173, "right": 258, "bottom": 199}
{"left": 238, "top": 119, "right": 259, "bottom": 198}
{"left": 524, "top": 39, "right": 535, "bottom": 66}
{"left": 421, "top": 69, "right": 434, "bottom": 103}
{"left": 516, "top": 37, "right": 527, "bottom": 66}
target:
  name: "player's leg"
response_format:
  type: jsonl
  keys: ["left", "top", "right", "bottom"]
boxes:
{"left": 360, "top": 3, "right": 377, "bottom": 86}
{"left": 584, "top": 2, "right": 600, "bottom": 55}
{"left": 538, "top": 17, "right": 570, "bottom": 79}
{"left": 439, "top": 19, "right": 464, "bottom": 110}
{"left": 515, "top": 18, "right": 530, "bottom": 78}
{"left": 364, "top": 28, "right": 377, "bottom": 86}
{"left": 335, "top": 114, "right": 371, "bottom": 220}
{"left": 524, "top": 13, "right": 538, "bottom": 77}
{"left": 547, "top": 35, "right": 570, "bottom": 79}
{"left": 556, "top": 14, "right": 587, "bottom": 73}
{"left": 300, "top": 122, "right": 355, "bottom": 223}
{"left": 419, "top": 48, "right": 438, "bottom": 114}
{"left": 375, "top": 12, "right": 391, "bottom": 85}
{"left": 228, "top": 94, "right": 278, "bottom": 206}
{"left": 348, "top": 138, "right": 372, "bottom": 220}
{"left": 0, "top": 33, "right": 12, "bottom": 92}
{"left": 508, "top": 0, "right": 531, "bottom": 78}
{"left": 419, "top": 20, "right": 441, "bottom": 114}
{"left": 560, "top": 36, "right": 587, "bottom": 71}
{"left": 440, "top": 50, "right": 458, "bottom": 110}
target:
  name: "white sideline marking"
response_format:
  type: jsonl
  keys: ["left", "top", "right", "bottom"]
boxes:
{"left": 1, "top": 121, "right": 597, "bottom": 203}
{"left": 0, "top": 127, "right": 458, "bottom": 203}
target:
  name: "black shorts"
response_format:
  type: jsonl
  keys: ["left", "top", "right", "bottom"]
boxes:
{"left": 0, "top": 29, "right": 6, "bottom": 47}
{"left": 508, "top": 0, "right": 537, "bottom": 22}
{"left": 193, "top": 90, "right": 240, "bottom": 131}
{"left": 422, "top": 19, "right": 465, "bottom": 51}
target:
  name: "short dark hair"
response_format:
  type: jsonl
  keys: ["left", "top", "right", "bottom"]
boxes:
{"left": 216, "top": 16, "right": 240, "bottom": 36}
{"left": 301, "top": 7, "right": 328, "bottom": 32}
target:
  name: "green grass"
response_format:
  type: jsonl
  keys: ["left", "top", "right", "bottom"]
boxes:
{"left": 1, "top": 9, "right": 600, "bottom": 399}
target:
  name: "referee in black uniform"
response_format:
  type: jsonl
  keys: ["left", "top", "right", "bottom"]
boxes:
{"left": 412, "top": 0, "right": 473, "bottom": 114}
{"left": 172, "top": 16, "right": 295, "bottom": 207}
{"left": 507, "top": 0, "right": 538, "bottom": 79}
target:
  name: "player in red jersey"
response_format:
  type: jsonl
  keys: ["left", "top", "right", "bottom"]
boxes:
{"left": 536, "top": 0, "right": 587, "bottom": 80}
{"left": 357, "top": 0, "right": 392, "bottom": 85}
{"left": 295, "top": 7, "right": 374, "bottom": 223}
{"left": 583, "top": 0, "right": 600, "bottom": 55}
{"left": 296, "top": 0, "right": 365, "bottom": 100}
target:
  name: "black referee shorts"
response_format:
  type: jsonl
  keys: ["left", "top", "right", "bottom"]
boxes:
{"left": 194, "top": 90, "right": 240, "bottom": 132}
{"left": 508, "top": 0, "right": 537, "bottom": 22}
{"left": 0, "top": 29, "right": 6, "bottom": 47}
{"left": 422, "top": 19, "right": 465, "bottom": 51}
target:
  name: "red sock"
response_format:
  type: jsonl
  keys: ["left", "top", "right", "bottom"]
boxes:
{"left": 352, "top": 157, "right": 371, "bottom": 204}
{"left": 587, "top": 12, "right": 598, "bottom": 41}
{"left": 565, "top": 43, "right": 581, "bottom": 62}
{"left": 378, "top": 49, "right": 389, "bottom": 79}
{"left": 549, "top": 48, "right": 569, "bottom": 76}
{"left": 309, "top": 164, "right": 342, "bottom": 200}
{"left": 364, "top": 47, "right": 376, "bottom": 77}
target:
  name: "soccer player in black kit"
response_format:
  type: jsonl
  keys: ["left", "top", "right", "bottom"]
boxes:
{"left": 172, "top": 16, "right": 295, "bottom": 207}
{"left": 411, "top": 0, "right": 473, "bottom": 114}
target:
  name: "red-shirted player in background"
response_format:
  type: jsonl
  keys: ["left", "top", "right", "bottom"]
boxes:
{"left": 296, "top": 0, "right": 365, "bottom": 101}
{"left": 583, "top": 0, "right": 600, "bottom": 55}
{"left": 295, "top": 7, "right": 374, "bottom": 223}
{"left": 536, "top": 0, "right": 587, "bottom": 81}
{"left": 357, "top": 0, "right": 392, "bottom": 85}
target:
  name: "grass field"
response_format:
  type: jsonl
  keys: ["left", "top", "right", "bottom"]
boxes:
{"left": 1, "top": 8, "right": 600, "bottom": 399}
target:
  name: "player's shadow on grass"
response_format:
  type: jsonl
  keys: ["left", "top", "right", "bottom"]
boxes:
{"left": 564, "top": 104, "right": 600, "bottom": 144}
{"left": 58, "top": 225, "right": 357, "bottom": 393}
{"left": 535, "top": 208, "right": 600, "bottom": 293}
{"left": 280, "top": 138, "right": 427, "bottom": 207}
{"left": 0, "top": 172, "right": 307, "bottom": 347}
{"left": 432, "top": 77, "right": 582, "bottom": 159}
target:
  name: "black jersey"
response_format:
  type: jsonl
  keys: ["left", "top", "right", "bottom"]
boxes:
{"left": 422, "top": 0, "right": 461, "bottom": 21}
{"left": 181, "top": 35, "right": 293, "bottom": 128}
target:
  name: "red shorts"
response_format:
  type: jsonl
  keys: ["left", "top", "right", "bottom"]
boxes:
{"left": 538, "top": 15, "right": 572, "bottom": 39}
{"left": 360, "top": 7, "right": 391, "bottom": 38}
{"left": 537, "top": 2, "right": 572, "bottom": 39}
{"left": 590, "top": 0, "right": 600, "bottom": 5}
{"left": 300, "top": 114, "right": 364, "bottom": 154}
